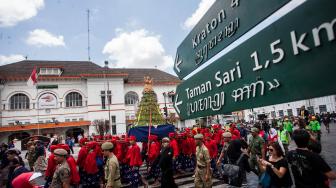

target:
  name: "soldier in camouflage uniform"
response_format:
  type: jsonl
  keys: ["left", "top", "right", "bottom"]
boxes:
{"left": 50, "top": 149, "right": 71, "bottom": 188}
{"left": 101, "top": 142, "right": 121, "bottom": 188}
{"left": 194, "top": 134, "right": 212, "bottom": 188}
{"left": 248, "top": 127, "right": 265, "bottom": 176}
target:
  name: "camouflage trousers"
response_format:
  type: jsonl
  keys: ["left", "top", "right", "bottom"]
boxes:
{"left": 194, "top": 166, "right": 212, "bottom": 188}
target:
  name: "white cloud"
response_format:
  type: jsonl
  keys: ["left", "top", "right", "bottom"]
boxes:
{"left": 0, "top": 54, "right": 25, "bottom": 65}
{"left": 26, "top": 29, "right": 65, "bottom": 47}
{"left": 183, "top": 0, "right": 215, "bottom": 29}
{"left": 102, "top": 29, "right": 173, "bottom": 70}
{"left": 0, "top": 0, "right": 44, "bottom": 27}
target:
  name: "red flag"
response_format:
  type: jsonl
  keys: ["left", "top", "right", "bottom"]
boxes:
{"left": 27, "top": 67, "right": 38, "bottom": 86}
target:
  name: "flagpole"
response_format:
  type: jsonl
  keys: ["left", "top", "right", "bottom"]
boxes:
{"left": 36, "top": 80, "right": 39, "bottom": 135}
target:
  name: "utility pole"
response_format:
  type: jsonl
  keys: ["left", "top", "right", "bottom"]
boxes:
{"left": 87, "top": 9, "right": 91, "bottom": 61}
{"left": 105, "top": 61, "right": 112, "bottom": 135}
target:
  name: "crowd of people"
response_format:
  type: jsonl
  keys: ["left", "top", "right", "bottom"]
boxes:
{"left": 0, "top": 107, "right": 336, "bottom": 188}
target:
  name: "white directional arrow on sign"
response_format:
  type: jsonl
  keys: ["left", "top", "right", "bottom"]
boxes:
{"left": 174, "top": 94, "right": 183, "bottom": 114}
{"left": 174, "top": 54, "right": 182, "bottom": 73}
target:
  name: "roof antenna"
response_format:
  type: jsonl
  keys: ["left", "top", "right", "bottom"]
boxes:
{"left": 87, "top": 9, "right": 91, "bottom": 61}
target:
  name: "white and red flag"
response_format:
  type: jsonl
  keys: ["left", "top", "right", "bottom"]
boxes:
{"left": 27, "top": 67, "right": 38, "bottom": 87}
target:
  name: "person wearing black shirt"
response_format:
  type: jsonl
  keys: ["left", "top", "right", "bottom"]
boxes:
{"left": 226, "top": 139, "right": 251, "bottom": 187}
{"left": 259, "top": 142, "right": 292, "bottom": 188}
{"left": 151, "top": 137, "right": 177, "bottom": 188}
{"left": 287, "top": 129, "right": 336, "bottom": 188}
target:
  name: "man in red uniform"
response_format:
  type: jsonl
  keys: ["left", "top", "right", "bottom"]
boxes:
{"left": 116, "top": 137, "right": 130, "bottom": 185}
{"left": 147, "top": 135, "right": 161, "bottom": 185}
{"left": 77, "top": 138, "right": 88, "bottom": 186}
{"left": 169, "top": 132, "right": 180, "bottom": 174}
{"left": 188, "top": 131, "right": 197, "bottom": 171}
{"left": 126, "top": 136, "right": 143, "bottom": 187}
{"left": 45, "top": 145, "right": 58, "bottom": 188}
{"left": 205, "top": 133, "right": 219, "bottom": 177}
{"left": 230, "top": 123, "right": 241, "bottom": 140}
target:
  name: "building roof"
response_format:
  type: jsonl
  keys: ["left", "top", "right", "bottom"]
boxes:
{"left": 0, "top": 60, "right": 180, "bottom": 84}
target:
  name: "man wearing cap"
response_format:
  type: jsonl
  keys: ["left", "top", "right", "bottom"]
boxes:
{"left": 126, "top": 136, "right": 143, "bottom": 187}
{"left": 216, "top": 131, "right": 232, "bottom": 166}
{"left": 194, "top": 134, "right": 212, "bottom": 188}
{"left": 101, "top": 142, "right": 121, "bottom": 188}
{"left": 50, "top": 148, "right": 71, "bottom": 188}
{"left": 283, "top": 118, "right": 293, "bottom": 137}
{"left": 25, "top": 141, "right": 35, "bottom": 171}
{"left": 248, "top": 127, "right": 265, "bottom": 176}
{"left": 308, "top": 116, "right": 321, "bottom": 142}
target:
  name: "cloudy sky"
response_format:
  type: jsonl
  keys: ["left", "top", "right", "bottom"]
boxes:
{"left": 0, "top": 0, "right": 215, "bottom": 74}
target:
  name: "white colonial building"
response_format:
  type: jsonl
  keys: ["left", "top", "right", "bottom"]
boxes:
{"left": 0, "top": 60, "right": 194, "bottom": 143}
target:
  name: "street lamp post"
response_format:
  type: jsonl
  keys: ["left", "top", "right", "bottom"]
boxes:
{"left": 104, "top": 61, "right": 113, "bottom": 135}
{"left": 163, "top": 92, "right": 168, "bottom": 124}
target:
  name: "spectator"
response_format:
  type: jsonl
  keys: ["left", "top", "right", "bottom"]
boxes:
{"left": 287, "top": 129, "right": 336, "bottom": 188}
{"left": 7, "top": 156, "right": 29, "bottom": 188}
{"left": 258, "top": 142, "right": 292, "bottom": 188}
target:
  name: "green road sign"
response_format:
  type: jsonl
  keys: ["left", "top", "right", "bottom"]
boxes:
{"left": 174, "top": 0, "right": 336, "bottom": 120}
{"left": 37, "top": 85, "right": 58, "bottom": 89}
{"left": 174, "top": 0, "right": 290, "bottom": 79}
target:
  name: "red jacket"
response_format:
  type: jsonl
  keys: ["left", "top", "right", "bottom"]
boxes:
{"left": 205, "top": 140, "right": 218, "bottom": 159}
{"left": 181, "top": 138, "right": 191, "bottom": 155}
{"left": 77, "top": 146, "right": 88, "bottom": 169}
{"left": 148, "top": 141, "right": 160, "bottom": 163}
{"left": 127, "top": 144, "right": 142, "bottom": 167}
{"left": 213, "top": 129, "right": 224, "bottom": 145}
{"left": 170, "top": 139, "right": 179, "bottom": 158}
{"left": 188, "top": 137, "right": 196, "bottom": 155}
{"left": 45, "top": 153, "right": 57, "bottom": 178}
{"left": 67, "top": 156, "right": 80, "bottom": 185}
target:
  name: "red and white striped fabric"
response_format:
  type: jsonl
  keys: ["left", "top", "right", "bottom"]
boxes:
{"left": 27, "top": 67, "right": 38, "bottom": 87}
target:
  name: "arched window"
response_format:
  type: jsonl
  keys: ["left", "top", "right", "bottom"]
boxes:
{"left": 10, "top": 93, "right": 30, "bottom": 110}
{"left": 125, "top": 91, "right": 139, "bottom": 105}
{"left": 65, "top": 92, "right": 83, "bottom": 107}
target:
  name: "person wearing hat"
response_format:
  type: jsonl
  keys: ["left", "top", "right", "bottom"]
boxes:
{"left": 25, "top": 141, "right": 35, "bottom": 171}
{"left": 308, "top": 116, "right": 321, "bottom": 142}
{"left": 194, "top": 134, "right": 212, "bottom": 188}
{"left": 151, "top": 137, "right": 177, "bottom": 188}
{"left": 33, "top": 141, "right": 47, "bottom": 174}
{"left": 283, "top": 117, "right": 294, "bottom": 137}
{"left": 277, "top": 124, "right": 291, "bottom": 154}
{"left": 168, "top": 132, "right": 180, "bottom": 173}
{"left": 216, "top": 131, "right": 232, "bottom": 167}
{"left": 147, "top": 135, "right": 161, "bottom": 185}
{"left": 12, "top": 172, "right": 42, "bottom": 188}
{"left": 126, "top": 136, "right": 143, "bottom": 187}
{"left": 45, "top": 145, "right": 59, "bottom": 188}
{"left": 101, "top": 142, "right": 121, "bottom": 188}
{"left": 248, "top": 127, "right": 265, "bottom": 176}
{"left": 50, "top": 148, "right": 71, "bottom": 188}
